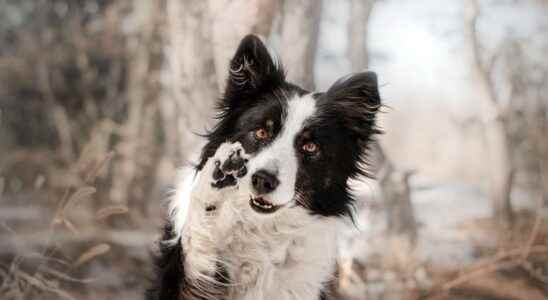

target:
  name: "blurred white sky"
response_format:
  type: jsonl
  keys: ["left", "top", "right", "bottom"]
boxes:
{"left": 316, "top": 0, "right": 547, "bottom": 183}
{"left": 317, "top": 0, "right": 546, "bottom": 109}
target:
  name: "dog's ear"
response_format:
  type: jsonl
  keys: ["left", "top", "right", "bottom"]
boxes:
{"left": 223, "top": 35, "right": 285, "bottom": 105}
{"left": 325, "top": 72, "right": 382, "bottom": 139}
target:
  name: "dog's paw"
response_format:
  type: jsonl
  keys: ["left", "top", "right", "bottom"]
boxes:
{"left": 191, "top": 142, "right": 250, "bottom": 217}
{"left": 210, "top": 142, "right": 249, "bottom": 189}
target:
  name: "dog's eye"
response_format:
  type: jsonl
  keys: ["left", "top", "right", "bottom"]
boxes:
{"left": 302, "top": 142, "right": 318, "bottom": 154}
{"left": 254, "top": 128, "right": 269, "bottom": 140}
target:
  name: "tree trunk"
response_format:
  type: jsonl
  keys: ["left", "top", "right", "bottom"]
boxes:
{"left": 380, "top": 168, "right": 418, "bottom": 242}
{"left": 541, "top": 155, "right": 548, "bottom": 206}
{"left": 110, "top": 0, "right": 158, "bottom": 206}
{"left": 464, "top": 0, "right": 514, "bottom": 227}
{"left": 370, "top": 142, "right": 418, "bottom": 243}
{"left": 347, "top": 0, "right": 374, "bottom": 73}
{"left": 279, "top": 0, "right": 322, "bottom": 90}
{"left": 536, "top": 96, "right": 548, "bottom": 205}
{"left": 159, "top": 0, "right": 219, "bottom": 172}
{"left": 485, "top": 119, "right": 515, "bottom": 226}
{"left": 209, "top": 0, "right": 279, "bottom": 92}
{"left": 335, "top": 0, "right": 418, "bottom": 293}
{"left": 158, "top": 0, "right": 281, "bottom": 195}
{"left": 346, "top": 0, "right": 417, "bottom": 241}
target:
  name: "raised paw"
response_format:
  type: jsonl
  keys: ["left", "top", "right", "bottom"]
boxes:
{"left": 210, "top": 142, "right": 249, "bottom": 189}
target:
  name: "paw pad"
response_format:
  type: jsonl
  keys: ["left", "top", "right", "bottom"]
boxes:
{"left": 210, "top": 144, "right": 249, "bottom": 189}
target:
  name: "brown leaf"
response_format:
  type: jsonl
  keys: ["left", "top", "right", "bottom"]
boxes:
{"left": 84, "top": 151, "right": 115, "bottom": 183}
{"left": 95, "top": 205, "right": 129, "bottom": 221}
{"left": 63, "top": 186, "right": 96, "bottom": 211}
{"left": 39, "top": 266, "right": 94, "bottom": 283}
{"left": 15, "top": 270, "right": 76, "bottom": 300}
{"left": 15, "top": 270, "right": 50, "bottom": 291}
{"left": 74, "top": 244, "right": 110, "bottom": 267}
{"left": 63, "top": 219, "right": 79, "bottom": 235}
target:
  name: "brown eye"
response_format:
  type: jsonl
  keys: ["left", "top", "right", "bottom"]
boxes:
{"left": 302, "top": 142, "right": 318, "bottom": 154}
{"left": 255, "top": 128, "right": 269, "bottom": 140}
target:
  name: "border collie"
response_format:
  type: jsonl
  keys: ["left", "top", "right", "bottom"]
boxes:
{"left": 148, "top": 34, "right": 381, "bottom": 300}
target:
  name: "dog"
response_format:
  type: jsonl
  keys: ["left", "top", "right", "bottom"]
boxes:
{"left": 147, "top": 34, "right": 381, "bottom": 300}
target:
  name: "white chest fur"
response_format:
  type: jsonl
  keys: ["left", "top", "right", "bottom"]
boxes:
{"left": 222, "top": 215, "right": 339, "bottom": 300}
{"left": 181, "top": 188, "right": 340, "bottom": 300}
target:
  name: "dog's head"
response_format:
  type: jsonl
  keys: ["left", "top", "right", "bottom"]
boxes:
{"left": 199, "top": 35, "right": 381, "bottom": 219}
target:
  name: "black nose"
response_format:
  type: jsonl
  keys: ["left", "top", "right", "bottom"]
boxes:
{"left": 251, "top": 170, "right": 279, "bottom": 194}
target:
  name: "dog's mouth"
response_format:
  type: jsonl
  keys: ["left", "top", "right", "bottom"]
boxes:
{"left": 249, "top": 195, "right": 282, "bottom": 214}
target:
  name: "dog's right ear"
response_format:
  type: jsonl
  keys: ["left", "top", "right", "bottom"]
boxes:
{"left": 223, "top": 35, "right": 285, "bottom": 107}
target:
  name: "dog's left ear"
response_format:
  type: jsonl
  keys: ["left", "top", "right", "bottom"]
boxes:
{"left": 222, "top": 35, "right": 285, "bottom": 108}
{"left": 325, "top": 72, "right": 381, "bottom": 139}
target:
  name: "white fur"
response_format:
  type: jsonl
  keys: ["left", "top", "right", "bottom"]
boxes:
{"left": 246, "top": 93, "right": 317, "bottom": 207}
{"left": 168, "top": 94, "right": 342, "bottom": 300}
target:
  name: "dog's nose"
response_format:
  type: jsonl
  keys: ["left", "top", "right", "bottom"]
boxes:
{"left": 251, "top": 170, "right": 279, "bottom": 194}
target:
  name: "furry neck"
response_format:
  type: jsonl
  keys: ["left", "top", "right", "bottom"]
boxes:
{"left": 182, "top": 205, "right": 341, "bottom": 300}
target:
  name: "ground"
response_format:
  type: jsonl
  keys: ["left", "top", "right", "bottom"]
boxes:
{"left": 0, "top": 171, "right": 547, "bottom": 300}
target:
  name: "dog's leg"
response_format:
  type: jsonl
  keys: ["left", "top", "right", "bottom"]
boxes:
{"left": 151, "top": 144, "right": 248, "bottom": 300}
{"left": 180, "top": 142, "right": 249, "bottom": 281}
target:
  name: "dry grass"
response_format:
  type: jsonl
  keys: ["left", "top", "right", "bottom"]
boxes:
{"left": 0, "top": 151, "right": 133, "bottom": 300}
{"left": 422, "top": 195, "right": 548, "bottom": 300}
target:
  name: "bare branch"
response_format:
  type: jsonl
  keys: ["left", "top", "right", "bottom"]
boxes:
{"left": 464, "top": 0, "right": 500, "bottom": 107}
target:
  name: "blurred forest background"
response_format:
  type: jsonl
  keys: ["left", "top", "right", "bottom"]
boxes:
{"left": 0, "top": 0, "right": 547, "bottom": 299}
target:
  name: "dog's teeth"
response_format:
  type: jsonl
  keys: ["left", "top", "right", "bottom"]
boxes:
{"left": 251, "top": 197, "right": 276, "bottom": 211}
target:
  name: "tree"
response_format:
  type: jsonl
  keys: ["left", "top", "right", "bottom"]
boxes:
{"left": 279, "top": 0, "right": 322, "bottom": 90}
{"left": 160, "top": 0, "right": 280, "bottom": 175}
{"left": 347, "top": 0, "right": 417, "bottom": 242}
{"left": 336, "top": 2, "right": 418, "bottom": 297}
{"left": 159, "top": 0, "right": 219, "bottom": 174}
{"left": 502, "top": 32, "right": 548, "bottom": 207}
{"left": 347, "top": 0, "right": 375, "bottom": 73}
{"left": 464, "top": 0, "right": 515, "bottom": 227}
{"left": 209, "top": 0, "right": 279, "bottom": 91}
{"left": 110, "top": 0, "right": 161, "bottom": 208}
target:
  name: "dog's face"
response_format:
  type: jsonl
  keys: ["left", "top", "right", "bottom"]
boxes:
{"left": 199, "top": 35, "right": 381, "bottom": 219}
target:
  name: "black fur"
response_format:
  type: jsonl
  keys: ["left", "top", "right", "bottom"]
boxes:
{"left": 198, "top": 35, "right": 306, "bottom": 171}
{"left": 147, "top": 220, "right": 229, "bottom": 300}
{"left": 298, "top": 72, "right": 381, "bottom": 219}
{"left": 146, "top": 221, "right": 184, "bottom": 300}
